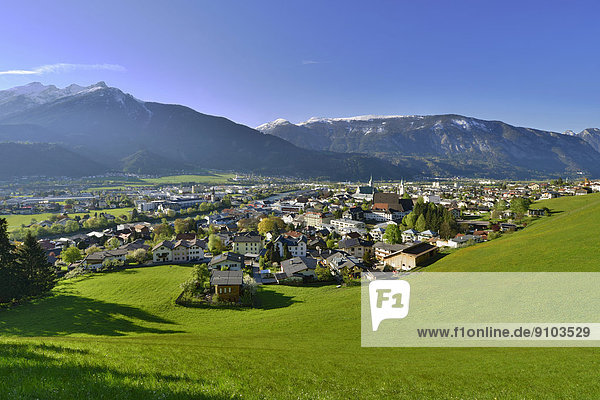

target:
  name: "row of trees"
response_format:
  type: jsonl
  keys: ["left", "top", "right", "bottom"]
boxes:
{"left": 382, "top": 200, "right": 460, "bottom": 243}
{"left": 0, "top": 218, "right": 57, "bottom": 303}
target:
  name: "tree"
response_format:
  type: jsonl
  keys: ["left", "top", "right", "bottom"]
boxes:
{"left": 439, "top": 221, "right": 452, "bottom": 240}
{"left": 85, "top": 245, "right": 102, "bottom": 255}
{"left": 283, "top": 243, "right": 291, "bottom": 260}
{"left": 174, "top": 218, "right": 193, "bottom": 235}
{"left": 362, "top": 249, "right": 374, "bottom": 268}
{"left": 14, "top": 232, "right": 57, "bottom": 297}
{"left": 130, "top": 248, "right": 149, "bottom": 264}
{"left": 153, "top": 223, "right": 174, "bottom": 242}
{"left": 0, "top": 218, "right": 18, "bottom": 302}
{"left": 382, "top": 224, "right": 402, "bottom": 244}
{"left": 193, "top": 263, "right": 211, "bottom": 286}
{"left": 510, "top": 197, "right": 531, "bottom": 215}
{"left": 237, "top": 217, "right": 259, "bottom": 232}
{"left": 130, "top": 208, "right": 140, "bottom": 221}
{"left": 208, "top": 234, "right": 225, "bottom": 255}
{"left": 315, "top": 264, "right": 332, "bottom": 281}
{"left": 258, "top": 217, "right": 285, "bottom": 236}
{"left": 403, "top": 212, "right": 417, "bottom": 229}
{"left": 64, "top": 220, "right": 80, "bottom": 233}
{"left": 494, "top": 200, "right": 508, "bottom": 211}
{"left": 271, "top": 246, "right": 281, "bottom": 263}
{"left": 62, "top": 246, "right": 83, "bottom": 264}
{"left": 415, "top": 214, "right": 427, "bottom": 232}
{"left": 106, "top": 237, "right": 121, "bottom": 250}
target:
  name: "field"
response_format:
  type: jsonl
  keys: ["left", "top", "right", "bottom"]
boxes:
{"left": 80, "top": 173, "right": 237, "bottom": 191}
{"left": 142, "top": 173, "right": 236, "bottom": 185}
{"left": 429, "top": 193, "right": 600, "bottom": 272}
{"left": 1, "top": 194, "right": 600, "bottom": 398}
{"left": 1, "top": 207, "right": 134, "bottom": 231}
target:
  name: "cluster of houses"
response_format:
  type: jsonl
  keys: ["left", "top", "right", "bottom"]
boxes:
{"left": 11, "top": 176, "right": 600, "bottom": 303}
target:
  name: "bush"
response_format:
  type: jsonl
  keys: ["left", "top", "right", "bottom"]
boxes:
{"left": 64, "top": 267, "right": 90, "bottom": 279}
{"left": 100, "top": 259, "right": 125, "bottom": 272}
{"left": 315, "top": 265, "right": 333, "bottom": 282}
{"left": 127, "top": 248, "right": 150, "bottom": 264}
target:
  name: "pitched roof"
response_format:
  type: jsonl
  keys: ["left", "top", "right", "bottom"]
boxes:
{"left": 281, "top": 256, "right": 318, "bottom": 276}
{"left": 173, "top": 238, "right": 207, "bottom": 249}
{"left": 210, "top": 270, "right": 243, "bottom": 286}
{"left": 401, "top": 242, "right": 437, "bottom": 256}
{"left": 338, "top": 237, "right": 373, "bottom": 249}
{"left": 152, "top": 240, "right": 175, "bottom": 251}
{"left": 84, "top": 249, "right": 127, "bottom": 262}
{"left": 232, "top": 232, "right": 262, "bottom": 243}
{"left": 209, "top": 252, "right": 244, "bottom": 266}
{"left": 274, "top": 234, "right": 307, "bottom": 246}
{"left": 373, "top": 241, "right": 409, "bottom": 252}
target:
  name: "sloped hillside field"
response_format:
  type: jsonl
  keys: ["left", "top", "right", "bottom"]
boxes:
{"left": 1, "top": 195, "right": 600, "bottom": 399}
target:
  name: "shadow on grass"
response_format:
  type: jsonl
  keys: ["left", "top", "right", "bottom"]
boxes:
{"left": 0, "top": 295, "right": 184, "bottom": 337}
{"left": 0, "top": 342, "right": 229, "bottom": 399}
{"left": 254, "top": 287, "right": 302, "bottom": 310}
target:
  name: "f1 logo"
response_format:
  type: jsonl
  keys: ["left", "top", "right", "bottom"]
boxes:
{"left": 369, "top": 279, "right": 410, "bottom": 331}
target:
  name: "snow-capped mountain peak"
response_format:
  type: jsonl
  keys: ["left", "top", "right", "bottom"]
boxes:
{"left": 301, "top": 115, "right": 418, "bottom": 124}
{"left": 255, "top": 118, "right": 293, "bottom": 131}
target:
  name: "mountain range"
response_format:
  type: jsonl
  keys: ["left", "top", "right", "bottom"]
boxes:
{"left": 258, "top": 115, "right": 600, "bottom": 179}
{"left": 0, "top": 82, "right": 401, "bottom": 180}
{"left": 0, "top": 81, "right": 599, "bottom": 180}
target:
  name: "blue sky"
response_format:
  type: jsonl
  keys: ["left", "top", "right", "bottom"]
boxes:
{"left": 0, "top": 0, "right": 598, "bottom": 132}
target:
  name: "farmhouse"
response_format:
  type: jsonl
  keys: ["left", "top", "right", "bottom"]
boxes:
{"left": 337, "top": 237, "right": 373, "bottom": 258}
{"left": 325, "top": 252, "right": 365, "bottom": 277}
{"left": 82, "top": 249, "right": 127, "bottom": 270}
{"left": 382, "top": 242, "right": 438, "bottom": 271}
{"left": 232, "top": 231, "right": 263, "bottom": 255}
{"left": 280, "top": 256, "right": 318, "bottom": 279}
{"left": 210, "top": 270, "right": 243, "bottom": 302}
{"left": 152, "top": 239, "right": 207, "bottom": 263}
{"left": 373, "top": 241, "right": 409, "bottom": 261}
{"left": 208, "top": 252, "right": 244, "bottom": 270}
{"left": 436, "top": 234, "right": 483, "bottom": 248}
{"left": 273, "top": 234, "right": 307, "bottom": 258}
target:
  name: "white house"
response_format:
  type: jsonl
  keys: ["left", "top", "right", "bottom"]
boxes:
{"left": 273, "top": 234, "right": 307, "bottom": 258}
{"left": 152, "top": 239, "right": 206, "bottom": 263}
{"left": 402, "top": 229, "right": 419, "bottom": 243}
{"left": 330, "top": 218, "right": 366, "bottom": 233}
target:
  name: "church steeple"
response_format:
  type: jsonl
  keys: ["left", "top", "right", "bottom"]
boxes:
{"left": 368, "top": 175, "right": 373, "bottom": 187}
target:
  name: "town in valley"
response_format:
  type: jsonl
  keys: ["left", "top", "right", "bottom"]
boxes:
{"left": 1, "top": 173, "right": 595, "bottom": 303}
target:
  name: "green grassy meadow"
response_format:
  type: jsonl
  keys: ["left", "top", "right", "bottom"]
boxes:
{"left": 81, "top": 173, "right": 236, "bottom": 191}
{"left": 1, "top": 194, "right": 600, "bottom": 398}
{"left": 142, "top": 173, "right": 236, "bottom": 185}
{"left": 1, "top": 207, "right": 134, "bottom": 231}
{"left": 429, "top": 193, "right": 600, "bottom": 272}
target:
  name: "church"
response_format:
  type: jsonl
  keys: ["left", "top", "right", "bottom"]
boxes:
{"left": 353, "top": 176, "right": 377, "bottom": 201}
